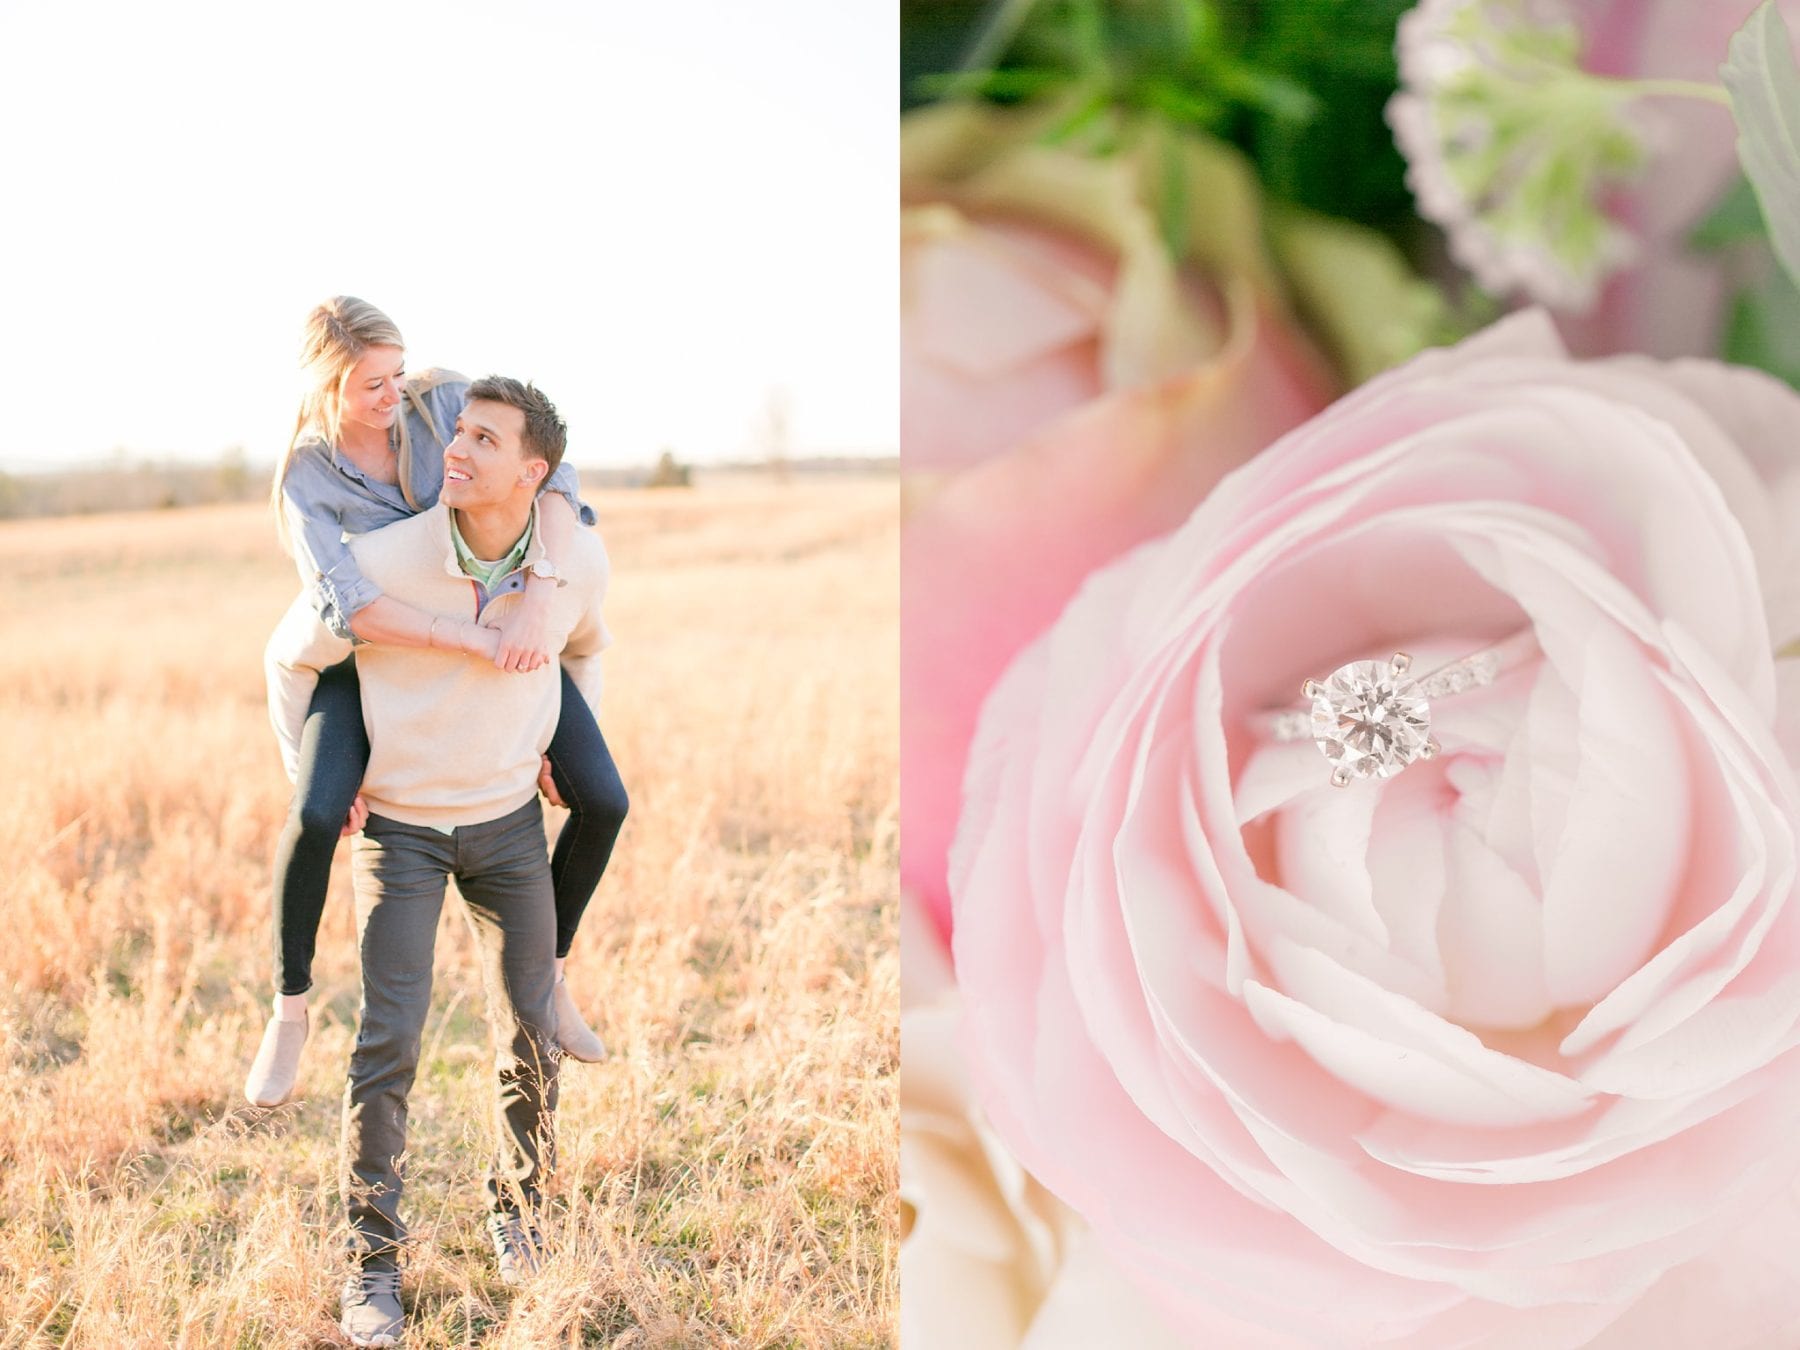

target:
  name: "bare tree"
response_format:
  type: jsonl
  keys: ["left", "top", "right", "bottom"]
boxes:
{"left": 757, "top": 386, "right": 792, "bottom": 484}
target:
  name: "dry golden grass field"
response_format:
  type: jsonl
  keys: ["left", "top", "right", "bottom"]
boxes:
{"left": 0, "top": 475, "right": 898, "bottom": 1348}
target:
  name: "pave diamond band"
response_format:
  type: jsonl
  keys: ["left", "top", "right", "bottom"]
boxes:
{"left": 1256, "top": 631, "right": 1537, "bottom": 786}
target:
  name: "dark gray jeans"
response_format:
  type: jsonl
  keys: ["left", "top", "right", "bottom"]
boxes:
{"left": 340, "top": 798, "right": 561, "bottom": 1269}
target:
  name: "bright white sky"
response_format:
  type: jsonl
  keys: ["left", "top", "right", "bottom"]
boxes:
{"left": 0, "top": 1, "right": 896, "bottom": 471}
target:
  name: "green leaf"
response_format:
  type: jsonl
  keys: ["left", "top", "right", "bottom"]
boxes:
{"left": 1157, "top": 127, "right": 1191, "bottom": 261}
{"left": 1139, "top": 74, "right": 1229, "bottom": 129}
{"left": 1209, "top": 58, "right": 1321, "bottom": 125}
{"left": 912, "top": 66, "right": 1070, "bottom": 103}
{"left": 902, "top": 0, "right": 1419, "bottom": 236}
{"left": 1267, "top": 203, "right": 1452, "bottom": 384}
{"left": 1068, "top": 0, "right": 1107, "bottom": 70}
{"left": 1040, "top": 84, "right": 1114, "bottom": 146}
{"left": 1722, "top": 263, "right": 1800, "bottom": 388}
{"left": 1241, "top": 0, "right": 1416, "bottom": 228}
{"left": 1687, "top": 174, "right": 1766, "bottom": 251}
{"left": 1721, "top": 1, "right": 1800, "bottom": 291}
{"left": 1171, "top": 0, "right": 1221, "bottom": 54}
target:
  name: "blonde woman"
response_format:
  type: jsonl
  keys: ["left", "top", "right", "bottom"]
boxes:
{"left": 245, "top": 296, "right": 625, "bottom": 1107}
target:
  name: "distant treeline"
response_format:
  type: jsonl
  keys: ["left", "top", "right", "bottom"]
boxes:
{"left": 0, "top": 450, "right": 898, "bottom": 521}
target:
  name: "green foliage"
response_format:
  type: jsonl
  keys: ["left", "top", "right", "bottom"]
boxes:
{"left": 1722, "top": 268, "right": 1800, "bottom": 388}
{"left": 1689, "top": 173, "right": 1800, "bottom": 391}
{"left": 1237, "top": 0, "right": 1418, "bottom": 228}
{"left": 901, "top": 0, "right": 1419, "bottom": 232}
{"left": 1688, "top": 174, "right": 1766, "bottom": 251}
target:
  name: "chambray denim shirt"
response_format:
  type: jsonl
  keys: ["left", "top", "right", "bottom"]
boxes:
{"left": 279, "top": 370, "right": 595, "bottom": 639}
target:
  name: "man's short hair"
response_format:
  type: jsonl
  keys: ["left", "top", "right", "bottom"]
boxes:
{"left": 466, "top": 375, "right": 568, "bottom": 481}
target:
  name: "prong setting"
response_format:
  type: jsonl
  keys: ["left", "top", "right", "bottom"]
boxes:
{"left": 1306, "top": 657, "right": 1432, "bottom": 786}
{"left": 1269, "top": 637, "right": 1536, "bottom": 784}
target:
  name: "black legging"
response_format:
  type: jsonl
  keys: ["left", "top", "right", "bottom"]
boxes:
{"left": 270, "top": 658, "right": 628, "bottom": 993}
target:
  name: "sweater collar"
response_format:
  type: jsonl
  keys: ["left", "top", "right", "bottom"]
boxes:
{"left": 429, "top": 499, "right": 547, "bottom": 581}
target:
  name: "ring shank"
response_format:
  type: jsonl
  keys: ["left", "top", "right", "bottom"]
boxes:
{"left": 1255, "top": 630, "right": 1539, "bottom": 745}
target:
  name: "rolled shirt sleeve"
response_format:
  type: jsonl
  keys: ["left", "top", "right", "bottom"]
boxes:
{"left": 544, "top": 458, "right": 597, "bottom": 527}
{"left": 274, "top": 378, "right": 592, "bottom": 645}
{"left": 281, "top": 477, "right": 382, "bottom": 642}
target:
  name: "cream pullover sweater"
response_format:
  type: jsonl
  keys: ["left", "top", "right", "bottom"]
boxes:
{"left": 265, "top": 500, "right": 610, "bottom": 828}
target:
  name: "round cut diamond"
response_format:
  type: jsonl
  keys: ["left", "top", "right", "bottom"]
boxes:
{"left": 1309, "top": 660, "right": 1432, "bottom": 781}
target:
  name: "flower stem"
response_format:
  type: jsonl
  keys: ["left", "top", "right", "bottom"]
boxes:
{"left": 1615, "top": 77, "right": 1733, "bottom": 106}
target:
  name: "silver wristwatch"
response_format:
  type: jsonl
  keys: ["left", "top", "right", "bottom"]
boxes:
{"left": 527, "top": 558, "right": 567, "bottom": 587}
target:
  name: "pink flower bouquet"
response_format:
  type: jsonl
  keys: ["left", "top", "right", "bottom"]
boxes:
{"left": 901, "top": 96, "right": 1435, "bottom": 942}
{"left": 901, "top": 0, "right": 1800, "bottom": 1343}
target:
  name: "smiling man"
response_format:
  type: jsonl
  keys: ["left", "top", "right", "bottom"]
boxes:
{"left": 310, "top": 376, "right": 610, "bottom": 1346}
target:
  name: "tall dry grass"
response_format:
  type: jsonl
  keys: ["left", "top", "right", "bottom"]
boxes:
{"left": 0, "top": 477, "right": 898, "bottom": 1347}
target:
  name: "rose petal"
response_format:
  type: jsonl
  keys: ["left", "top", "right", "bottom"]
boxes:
{"left": 1244, "top": 947, "right": 1593, "bottom": 1130}
{"left": 907, "top": 292, "right": 1334, "bottom": 937}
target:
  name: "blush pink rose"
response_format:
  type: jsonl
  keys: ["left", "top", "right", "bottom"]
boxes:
{"left": 903, "top": 100, "right": 1349, "bottom": 940}
{"left": 950, "top": 308, "right": 1800, "bottom": 1344}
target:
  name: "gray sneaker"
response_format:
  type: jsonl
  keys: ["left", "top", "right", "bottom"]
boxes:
{"left": 487, "top": 1213, "right": 544, "bottom": 1286}
{"left": 339, "top": 1265, "right": 403, "bottom": 1346}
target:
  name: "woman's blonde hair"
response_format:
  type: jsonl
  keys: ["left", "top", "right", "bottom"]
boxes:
{"left": 272, "top": 296, "right": 435, "bottom": 546}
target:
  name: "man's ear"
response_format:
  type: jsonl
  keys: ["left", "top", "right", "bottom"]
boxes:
{"left": 521, "top": 457, "right": 550, "bottom": 489}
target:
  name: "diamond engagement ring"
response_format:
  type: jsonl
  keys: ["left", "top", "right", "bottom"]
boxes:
{"left": 1257, "top": 631, "right": 1539, "bottom": 787}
